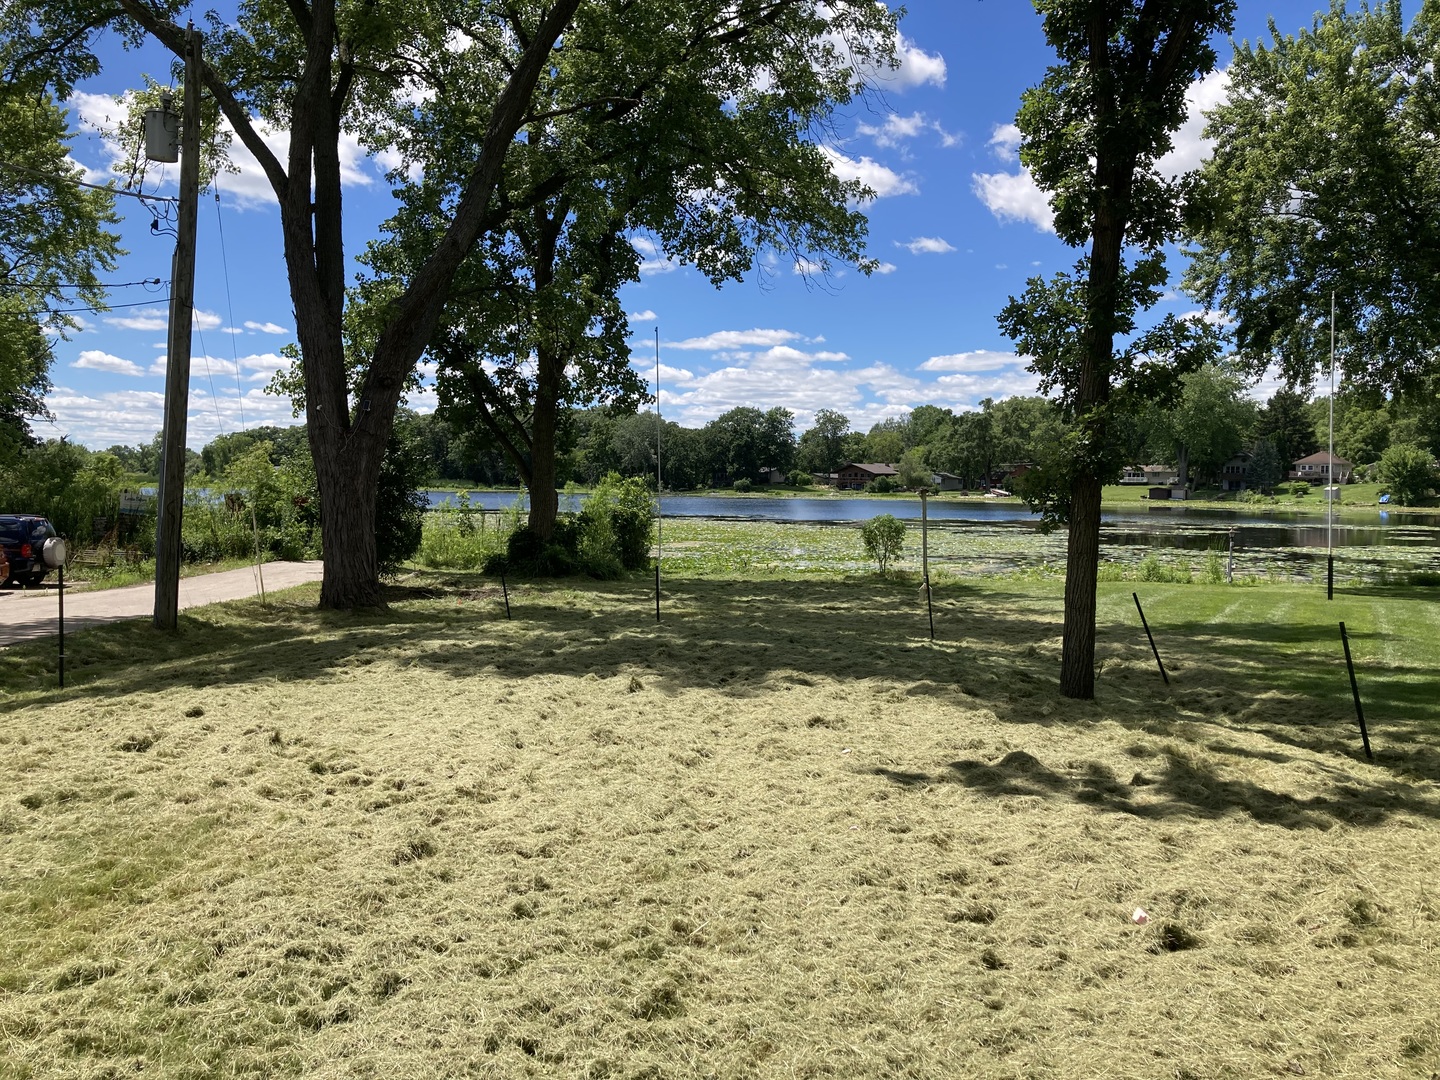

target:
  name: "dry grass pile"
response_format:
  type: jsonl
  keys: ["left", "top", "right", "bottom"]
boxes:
{"left": 2, "top": 574, "right": 1439, "bottom": 1079}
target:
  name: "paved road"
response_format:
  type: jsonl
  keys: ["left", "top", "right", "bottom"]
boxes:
{"left": 0, "top": 561, "right": 324, "bottom": 647}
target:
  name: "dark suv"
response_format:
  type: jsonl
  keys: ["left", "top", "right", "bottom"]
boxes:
{"left": 0, "top": 515, "right": 59, "bottom": 587}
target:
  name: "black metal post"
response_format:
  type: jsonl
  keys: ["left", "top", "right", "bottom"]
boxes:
{"left": 500, "top": 571, "right": 511, "bottom": 619}
{"left": 654, "top": 563, "right": 661, "bottom": 623}
{"left": 924, "top": 578, "right": 934, "bottom": 640}
{"left": 1133, "top": 592, "right": 1168, "bottom": 685}
{"left": 57, "top": 564, "right": 65, "bottom": 689}
{"left": 1327, "top": 554, "right": 1334, "bottom": 600}
{"left": 1339, "top": 621, "right": 1373, "bottom": 761}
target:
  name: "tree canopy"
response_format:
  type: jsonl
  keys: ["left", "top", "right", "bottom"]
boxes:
{"left": 1184, "top": 0, "right": 1440, "bottom": 392}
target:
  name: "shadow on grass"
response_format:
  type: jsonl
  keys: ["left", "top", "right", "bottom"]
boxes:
{"left": 870, "top": 745, "right": 1428, "bottom": 831}
{"left": 3, "top": 570, "right": 1438, "bottom": 826}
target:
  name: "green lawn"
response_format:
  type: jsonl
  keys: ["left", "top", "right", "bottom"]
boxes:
{"left": 2, "top": 570, "right": 1438, "bottom": 1078}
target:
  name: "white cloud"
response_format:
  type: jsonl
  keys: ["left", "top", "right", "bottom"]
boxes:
{"left": 666, "top": 328, "right": 806, "bottom": 351}
{"left": 793, "top": 257, "right": 826, "bottom": 276}
{"left": 1158, "top": 68, "right": 1230, "bottom": 178}
{"left": 104, "top": 312, "right": 169, "bottom": 331}
{"left": 627, "top": 309, "right": 658, "bottom": 322}
{"left": 244, "top": 320, "right": 290, "bottom": 335}
{"left": 631, "top": 236, "right": 678, "bottom": 276}
{"left": 988, "top": 123, "right": 1022, "bottom": 163}
{"left": 818, "top": 147, "right": 918, "bottom": 198}
{"left": 872, "top": 262, "right": 898, "bottom": 275}
{"left": 899, "top": 236, "right": 956, "bottom": 255}
{"left": 857, "top": 112, "right": 959, "bottom": 150}
{"left": 971, "top": 169, "right": 1055, "bottom": 233}
{"left": 102, "top": 307, "right": 223, "bottom": 333}
{"left": 73, "top": 350, "right": 145, "bottom": 377}
{"left": 891, "top": 35, "right": 947, "bottom": 89}
{"left": 920, "top": 350, "right": 1025, "bottom": 374}
{"left": 41, "top": 382, "right": 303, "bottom": 449}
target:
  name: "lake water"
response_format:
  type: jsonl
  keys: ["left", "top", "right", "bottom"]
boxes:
{"left": 426, "top": 490, "right": 1440, "bottom": 553}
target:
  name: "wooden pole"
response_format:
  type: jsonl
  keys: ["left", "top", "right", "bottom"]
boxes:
{"left": 153, "top": 27, "right": 203, "bottom": 631}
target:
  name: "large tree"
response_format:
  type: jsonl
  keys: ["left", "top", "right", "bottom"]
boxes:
{"left": 996, "top": 0, "right": 1234, "bottom": 700}
{"left": 377, "top": 1, "right": 892, "bottom": 541}
{"left": 1145, "top": 361, "right": 1256, "bottom": 485}
{"left": 0, "top": 56, "right": 121, "bottom": 457}
{"left": 1184, "top": 0, "right": 1440, "bottom": 392}
{"left": 16, "top": 0, "right": 596, "bottom": 607}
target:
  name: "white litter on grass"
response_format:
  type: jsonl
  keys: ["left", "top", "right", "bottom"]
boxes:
{"left": 1131, "top": 907, "right": 1149, "bottom": 925}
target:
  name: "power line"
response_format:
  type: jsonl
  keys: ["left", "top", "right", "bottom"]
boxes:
{"left": 0, "top": 158, "right": 180, "bottom": 204}
{"left": 16, "top": 296, "right": 170, "bottom": 316}
{"left": 213, "top": 179, "right": 248, "bottom": 431}
{"left": 0, "top": 278, "right": 165, "bottom": 292}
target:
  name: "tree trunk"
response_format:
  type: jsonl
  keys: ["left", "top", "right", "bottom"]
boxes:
{"left": 1176, "top": 442, "right": 1190, "bottom": 488}
{"left": 313, "top": 432, "right": 384, "bottom": 608}
{"left": 1060, "top": 472, "right": 1102, "bottom": 698}
{"left": 528, "top": 345, "right": 562, "bottom": 541}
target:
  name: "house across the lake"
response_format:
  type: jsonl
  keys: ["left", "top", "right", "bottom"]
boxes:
{"left": 1289, "top": 451, "right": 1353, "bottom": 485}
{"left": 1122, "top": 463, "right": 1180, "bottom": 486}
{"left": 836, "top": 462, "right": 898, "bottom": 491}
{"left": 931, "top": 471, "right": 964, "bottom": 492}
{"left": 1220, "top": 451, "right": 1252, "bottom": 491}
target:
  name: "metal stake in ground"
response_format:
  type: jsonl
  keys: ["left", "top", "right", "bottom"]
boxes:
{"left": 1132, "top": 592, "right": 1169, "bottom": 685}
{"left": 1339, "top": 621, "right": 1373, "bottom": 761}
{"left": 1226, "top": 528, "right": 1235, "bottom": 584}
{"left": 500, "top": 570, "right": 512, "bottom": 620}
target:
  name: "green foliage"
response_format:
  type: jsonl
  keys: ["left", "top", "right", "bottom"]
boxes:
{"left": 864, "top": 476, "right": 897, "bottom": 494}
{"left": 492, "top": 473, "right": 654, "bottom": 578}
{"left": 1378, "top": 444, "right": 1438, "bottom": 506}
{"left": 1247, "top": 438, "right": 1284, "bottom": 493}
{"left": 732, "top": 478, "right": 752, "bottom": 493}
{"left": 860, "top": 514, "right": 905, "bottom": 573}
{"left": 1288, "top": 481, "right": 1310, "bottom": 498}
{"left": 1145, "top": 363, "right": 1257, "bottom": 485}
{"left": 895, "top": 448, "right": 932, "bottom": 491}
{"left": 375, "top": 423, "right": 430, "bottom": 576}
{"left": 581, "top": 473, "right": 655, "bottom": 572}
{"left": 787, "top": 470, "right": 811, "bottom": 487}
{"left": 0, "top": 441, "right": 128, "bottom": 543}
{"left": 0, "top": 88, "right": 121, "bottom": 450}
{"left": 1184, "top": 1, "right": 1440, "bottom": 393}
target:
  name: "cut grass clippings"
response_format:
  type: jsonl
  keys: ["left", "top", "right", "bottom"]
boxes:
{"left": 2, "top": 571, "right": 1439, "bottom": 1078}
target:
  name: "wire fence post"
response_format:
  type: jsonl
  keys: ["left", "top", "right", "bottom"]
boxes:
{"left": 500, "top": 571, "right": 511, "bottom": 620}
{"left": 1339, "top": 622, "right": 1373, "bottom": 761}
{"left": 57, "top": 564, "right": 65, "bottom": 689}
{"left": 1133, "top": 592, "right": 1169, "bottom": 685}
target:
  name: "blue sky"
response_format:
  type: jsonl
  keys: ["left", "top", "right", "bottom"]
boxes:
{"left": 44, "top": 1, "right": 1328, "bottom": 450}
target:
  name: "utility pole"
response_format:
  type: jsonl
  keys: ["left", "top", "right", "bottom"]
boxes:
{"left": 154, "top": 27, "right": 203, "bottom": 630}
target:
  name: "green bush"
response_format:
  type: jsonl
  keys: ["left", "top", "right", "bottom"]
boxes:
{"left": 1289, "top": 481, "right": 1310, "bottom": 497}
{"left": 787, "top": 470, "right": 811, "bottom": 487}
{"left": 861, "top": 514, "right": 905, "bottom": 572}
{"left": 865, "top": 476, "right": 897, "bottom": 494}
{"left": 732, "top": 478, "right": 752, "bottom": 493}
{"left": 1378, "top": 443, "right": 1437, "bottom": 506}
{"left": 1205, "top": 549, "right": 1225, "bottom": 584}
{"left": 582, "top": 473, "right": 654, "bottom": 570}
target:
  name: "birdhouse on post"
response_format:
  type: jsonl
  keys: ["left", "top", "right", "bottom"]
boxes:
{"left": 144, "top": 94, "right": 180, "bottom": 162}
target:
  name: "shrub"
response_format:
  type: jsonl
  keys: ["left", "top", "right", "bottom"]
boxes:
{"left": 861, "top": 514, "right": 905, "bottom": 572}
{"left": 1289, "top": 481, "right": 1310, "bottom": 497}
{"left": 865, "top": 476, "right": 897, "bottom": 494}
{"left": 1378, "top": 443, "right": 1437, "bottom": 506}
{"left": 1205, "top": 549, "right": 1225, "bottom": 584}
{"left": 787, "top": 470, "right": 811, "bottom": 487}
{"left": 732, "top": 478, "right": 752, "bottom": 493}
{"left": 582, "top": 473, "right": 655, "bottom": 571}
